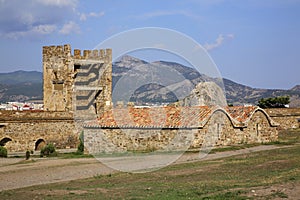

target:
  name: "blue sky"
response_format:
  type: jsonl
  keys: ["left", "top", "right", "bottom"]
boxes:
{"left": 0, "top": 0, "right": 299, "bottom": 89}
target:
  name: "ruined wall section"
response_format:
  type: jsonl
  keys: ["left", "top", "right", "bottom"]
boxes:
{"left": 43, "top": 44, "right": 112, "bottom": 117}
{"left": 43, "top": 45, "right": 73, "bottom": 112}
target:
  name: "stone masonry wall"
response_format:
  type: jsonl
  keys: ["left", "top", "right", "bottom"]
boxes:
{"left": 192, "top": 110, "right": 278, "bottom": 149}
{"left": 84, "top": 128, "right": 195, "bottom": 154}
{"left": 245, "top": 110, "right": 278, "bottom": 143}
{"left": 0, "top": 111, "right": 77, "bottom": 152}
{"left": 0, "top": 109, "right": 279, "bottom": 153}
{"left": 265, "top": 108, "right": 300, "bottom": 129}
{"left": 84, "top": 110, "right": 278, "bottom": 153}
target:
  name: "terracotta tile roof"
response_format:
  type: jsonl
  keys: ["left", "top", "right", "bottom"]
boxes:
{"left": 225, "top": 106, "right": 257, "bottom": 123}
{"left": 85, "top": 106, "right": 213, "bottom": 128}
{"left": 84, "top": 105, "right": 278, "bottom": 129}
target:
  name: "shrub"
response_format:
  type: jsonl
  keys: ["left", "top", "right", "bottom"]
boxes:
{"left": 25, "top": 150, "right": 30, "bottom": 160}
{"left": 0, "top": 146, "right": 8, "bottom": 157}
{"left": 40, "top": 143, "right": 57, "bottom": 157}
{"left": 76, "top": 132, "right": 84, "bottom": 155}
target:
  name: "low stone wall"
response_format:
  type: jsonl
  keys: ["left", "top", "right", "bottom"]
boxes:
{"left": 265, "top": 108, "right": 300, "bottom": 129}
{"left": 85, "top": 128, "right": 195, "bottom": 153}
{"left": 0, "top": 111, "right": 78, "bottom": 152}
{"left": 0, "top": 108, "right": 280, "bottom": 153}
{"left": 84, "top": 110, "right": 278, "bottom": 153}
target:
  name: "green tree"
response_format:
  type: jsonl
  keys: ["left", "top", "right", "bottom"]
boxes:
{"left": 258, "top": 96, "right": 290, "bottom": 108}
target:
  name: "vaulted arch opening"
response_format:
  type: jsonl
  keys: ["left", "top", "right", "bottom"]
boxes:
{"left": 0, "top": 137, "right": 12, "bottom": 146}
{"left": 35, "top": 139, "right": 46, "bottom": 151}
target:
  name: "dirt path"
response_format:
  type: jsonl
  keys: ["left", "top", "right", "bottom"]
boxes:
{"left": 0, "top": 145, "right": 291, "bottom": 192}
{"left": 0, "top": 158, "right": 115, "bottom": 192}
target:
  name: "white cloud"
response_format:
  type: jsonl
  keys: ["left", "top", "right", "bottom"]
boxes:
{"left": 4, "top": 24, "right": 57, "bottom": 39}
{"left": 34, "top": 0, "right": 78, "bottom": 8}
{"left": 204, "top": 34, "right": 234, "bottom": 51}
{"left": 59, "top": 21, "right": 80, "bottom": 35}
{"left": 33, "top": 24, "right": 57, "bottom": 34}
{"left": 79, "top": 11, "right": 105, "bottom": 21}
{"left": 0, "top": 0, "right": 78, "bottom": 39}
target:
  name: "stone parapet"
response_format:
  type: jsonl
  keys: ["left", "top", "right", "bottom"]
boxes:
{"left": 265, "top": 108, "right": 300, "bottom": 129}
{"left": 0, "top": 111, "right": 73, "bottom": 122}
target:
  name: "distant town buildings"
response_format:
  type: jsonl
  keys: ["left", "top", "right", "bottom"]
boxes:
{"left": 0, "top": 102, "right": 43, "bottom": 111}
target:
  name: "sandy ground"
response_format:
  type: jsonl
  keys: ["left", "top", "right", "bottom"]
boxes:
{"left": 0, "top": 145, "right": 294, "bottom": 192}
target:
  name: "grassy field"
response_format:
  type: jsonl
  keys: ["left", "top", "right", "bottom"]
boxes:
{"left": 1, "top": 129, "right": 300, "bottom": 199}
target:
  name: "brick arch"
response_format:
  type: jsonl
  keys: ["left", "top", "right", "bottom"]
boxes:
{"left": 35, "top": 139, "right": 46, "bottom": 151}
{"left": 0, "top": 137, "right": 12, "bottom": 146}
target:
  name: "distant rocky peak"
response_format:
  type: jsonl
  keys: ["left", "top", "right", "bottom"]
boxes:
{"left": 291, "top": 85, "right": 300, "bottom": 91}
{"left": 113, "top": 55, "right": 148, "bottom": 68}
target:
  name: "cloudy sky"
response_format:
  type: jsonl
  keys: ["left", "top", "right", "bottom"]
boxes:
{"left": 0, "top": 0, "right": 299, "bottom": 89}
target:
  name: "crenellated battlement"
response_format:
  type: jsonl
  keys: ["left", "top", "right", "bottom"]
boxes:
{"left": 73, "top": 48, "right": 112, "bottom": 60}
{"left": 43, "top": 44, "right": 71, "bottom": 61}
{"left": 43, "top": 44, "right": 112, "bottom": 61}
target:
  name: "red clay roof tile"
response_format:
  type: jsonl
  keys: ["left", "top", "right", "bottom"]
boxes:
{"left": 84, "top": 105, "right": 278, "bottom": 129}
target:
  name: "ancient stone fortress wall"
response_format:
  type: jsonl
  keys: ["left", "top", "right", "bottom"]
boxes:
{"left": 84, "top": 106, "right": 279, "bottom": 153}
{"left": 0, "top": 111, "right": 76, "bottom": 152}
{"left": 43, "top": 44, "right": 112, "bottom": 117}
{"left": 0, "top": 43, "right": 290, "bottom": 154}
{"left": 265, "top": 108, "right": 300, "bottom": 129}
{"left": 0, "top": 44, "right": 114, "bottom": 153}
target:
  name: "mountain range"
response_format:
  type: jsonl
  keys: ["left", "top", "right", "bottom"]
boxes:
{"left": 0, "top": 70, "right": 42, "bottom": 102}
{"left": 0, "top": 56, "right": 299, "bottom": 107}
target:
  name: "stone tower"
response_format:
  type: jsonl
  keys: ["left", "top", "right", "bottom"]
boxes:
{"left": 43, "top": 44, "right": 112, "bottom": 118}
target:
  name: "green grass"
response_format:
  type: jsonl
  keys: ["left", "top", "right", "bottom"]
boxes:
{"left": 208, "top": 143, "right": 259, "bottom": 154}
{"left": 56, "top": 152, "right": 93, "bottom": 159}
{"left": 277, "top": 128, "right": 300, "bottom": 144}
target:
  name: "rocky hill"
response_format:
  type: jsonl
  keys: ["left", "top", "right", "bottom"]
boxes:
{"left": 0, "top": 71, "right": 42, "bottom": 102}
{"left": 113, "top": 56, "right": 300, "bottom": 107}
{"left": 0, "top": 57, "right": 299, "bottom": 107}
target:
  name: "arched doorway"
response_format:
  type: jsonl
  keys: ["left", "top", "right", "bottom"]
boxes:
{"left": 35, "top": 139, "right": 46, "bottom": 151}
{"left": 0, "top": 137, "right": 12, "bottom": 146}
